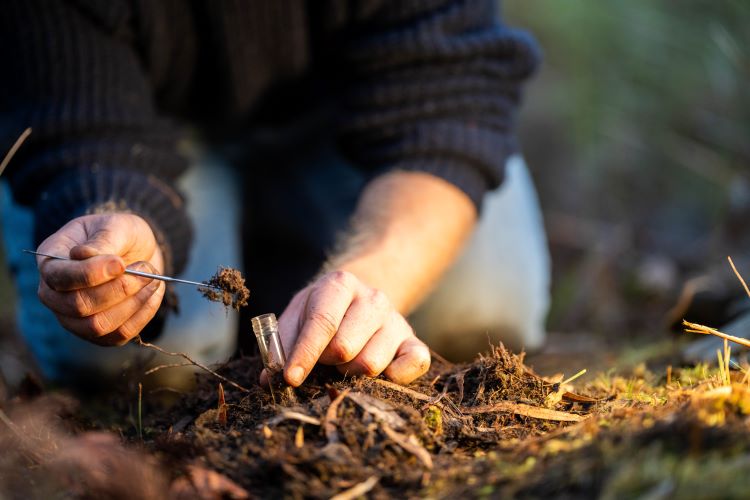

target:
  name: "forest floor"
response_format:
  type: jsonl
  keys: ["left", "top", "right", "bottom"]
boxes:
{"left": 2, "top": 328, "right": 750, "bottom": 499}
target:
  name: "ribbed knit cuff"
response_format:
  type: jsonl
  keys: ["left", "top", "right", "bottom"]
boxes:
{"left": 392, "top": 158, "right": 494, "bottom": 211}
{"left": 33, "top": 167, "right": 193, "bottom": 277}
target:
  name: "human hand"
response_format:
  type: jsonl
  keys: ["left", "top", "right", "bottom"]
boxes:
{"left": 36, "top": 213, "right": 165, "bottom": 346}
{"left": 269, "top": 271, "right": 431, "bottom": 387}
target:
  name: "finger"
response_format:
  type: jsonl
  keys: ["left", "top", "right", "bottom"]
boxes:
{"left": 336, "top": 312, "right": 411, "bottom": 378}
{"left": 56, "top": 277, "right": 163, "bottom": 342}
{"left": 277, "top": 289, "right": 308, "bottom": 355}
{"left": 40, "top": 254, "right": 125, "bottom": 292}
{"left": 284, "top": 271, "right": 358, "bottom": 386}
{"left": 95, "top": 281, "right": 166, "bottom": 346}
{"left": 38, "top": 262, "right": 156, "bottom": 317}
{"left": 319, "top": 288, "right": 390, "bottom": 365}
{"left": 383, "top": 336, "right": 431, "bottom": 385}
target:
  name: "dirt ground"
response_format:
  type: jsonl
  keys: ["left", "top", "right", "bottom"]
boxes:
{"left": 2, "top": 333, "right": 750, "bottom": 499}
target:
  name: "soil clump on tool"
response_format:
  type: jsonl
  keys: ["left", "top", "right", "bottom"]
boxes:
{"left": 199, "top": 267, "right": 250, "bottom": 310}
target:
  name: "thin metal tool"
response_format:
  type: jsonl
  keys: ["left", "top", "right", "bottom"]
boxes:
{"left": 22, "top": 249, "right": 221, "bottom": 290}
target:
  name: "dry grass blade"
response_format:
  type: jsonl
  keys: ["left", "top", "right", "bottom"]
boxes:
{"left": 330, "top": 476, "right": 379, "bottom": 500}
{"left": 135, "top": 337, "right": 251, "bottom": 393}
{"left": 683, "top": 320, "right": 750, "bottom": 349}
{"left": 461, "top": 401, "right": 584, "bottom": 422}
{"left": 728, "top": 256, "right": 750, "bottom": 299}
{"left": 0, "top": 128, "right": 31, "bottom": 177}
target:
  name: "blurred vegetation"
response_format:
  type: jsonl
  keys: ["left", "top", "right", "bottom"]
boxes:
{"left": 505, "top": 1, "right": 750, "bottom": 333}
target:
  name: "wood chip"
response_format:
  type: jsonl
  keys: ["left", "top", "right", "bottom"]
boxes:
{"left": 330, "top": 476, "right": 379, "bottom": 500}
{"left": 461, "top": 401, "right": 584, "bottom": 422}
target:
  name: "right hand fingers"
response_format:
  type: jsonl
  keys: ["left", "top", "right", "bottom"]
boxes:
{"left": 38, "top": 262, "right": 156, "bottom": 317}
{"left": 55, "top": 276, "right": 165, "bottom": 345}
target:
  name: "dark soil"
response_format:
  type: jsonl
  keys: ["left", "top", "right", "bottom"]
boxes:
{"left": 199, "top": 267, "right": 250, "bottom": 311}
{"left": 4, "top": 343, "right": 750, "bottom": 499}
{"left": 138, "top": 344, "right": 588, "bottom": 498}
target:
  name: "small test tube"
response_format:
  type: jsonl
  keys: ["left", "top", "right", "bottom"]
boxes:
{"left": 251, "top": 313, "right": 286, "bottom": 374}
{"left": 251, "top": 313, "right": 297, "bottom": 404}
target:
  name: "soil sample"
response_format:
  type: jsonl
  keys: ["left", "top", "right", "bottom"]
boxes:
{"left": 267, "top": 370, "right": 297, "bottom": 406}
{"left": 198, "top": 267, "right": 250, "bottom": 311}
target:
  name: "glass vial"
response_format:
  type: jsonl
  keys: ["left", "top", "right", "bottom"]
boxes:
{"left": 251, "top": 313, "right": 297, "bottom": 405}
{"left": 251, "top": 313, "right": 286, "bottom": 374}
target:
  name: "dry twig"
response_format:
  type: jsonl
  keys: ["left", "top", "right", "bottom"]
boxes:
{"left": 144, "top": 362, "right": 194, "bottom": 375}
{"left": 0, "top": 128, "right": 31, "bottom": 177}
{"left": 135, "top": 337, "right": 251, "bottom": 393}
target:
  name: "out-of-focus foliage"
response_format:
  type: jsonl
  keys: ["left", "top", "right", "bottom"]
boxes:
{"left": 505, "top": 1, "right": 750, "bottom": 332}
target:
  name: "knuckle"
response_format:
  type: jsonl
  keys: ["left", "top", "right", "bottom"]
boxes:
{"left": 71, "top": 290, "right": 94, "bottom": 317}
{"left": 368, "top": 288, "right": 389, "bottom": 310}
{"left": 112, "top": 276, "right": 131, "bottom": 299}
{"left": 357, "top": 356, "right": 384, "bottom": 377}
{"left": 307, "top": 310, "right": 339, "bottom": 337}
{"left": 326, "top": 270, "right": 356, "bottom": 289}
{"left": 44, "top": 273, "right": 62, "bottom": 291}
{"left": 327, "top": 337, "right": 356, "bottom": 363}
{"left": 294, "top": 342, "right": 320, "bottom": 368}
{"left": 109, "top": 328, "right": 134, "bottom": 346}
{"left": 85, "top": 313, "right": 115, "bottom": 337}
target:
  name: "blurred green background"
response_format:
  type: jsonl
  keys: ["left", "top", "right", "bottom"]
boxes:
{"left": 506, "top": 0, "right": 750, "bottom": 334}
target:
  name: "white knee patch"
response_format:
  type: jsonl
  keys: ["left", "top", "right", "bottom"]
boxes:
{"left": 409, "top": 156, "right": 551, "bottom": 360}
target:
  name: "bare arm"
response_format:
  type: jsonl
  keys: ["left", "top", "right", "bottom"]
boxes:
{"left": 277, "top": 171, "right": 476, "bottom": 386}
{"left": 327, "top": 170, "right": 477, "bottom": 313}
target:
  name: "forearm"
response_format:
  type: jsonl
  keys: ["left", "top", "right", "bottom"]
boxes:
{"left": 324, "top": 170, "right": 477, "bottom": 314}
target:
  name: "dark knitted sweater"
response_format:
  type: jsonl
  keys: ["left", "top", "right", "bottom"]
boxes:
{"left": 0, "top": 0, "right": 539, "bottom": 276}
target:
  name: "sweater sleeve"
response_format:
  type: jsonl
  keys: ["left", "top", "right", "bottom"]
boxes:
{"left": 319, "top": 0, "right": 540, "bottom": 210}
{"left": 0, "top": 0, "right": 192, "bottom": 276}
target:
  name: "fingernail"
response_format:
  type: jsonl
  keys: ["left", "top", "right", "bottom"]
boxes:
{"left": 107, "top": 260, "right": 124, "bottom": 276}
{"left": 287, "top": 366, "right": 305, "bottom": 386}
